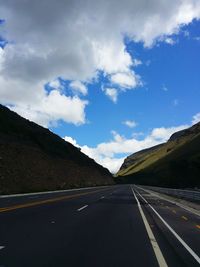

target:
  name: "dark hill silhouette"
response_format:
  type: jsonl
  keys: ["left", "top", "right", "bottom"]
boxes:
{"left": 0, "top": 105, "right": 113, "bottom": 194}
{"left": 116, "top": 122, "right": 200, "bottom": 188}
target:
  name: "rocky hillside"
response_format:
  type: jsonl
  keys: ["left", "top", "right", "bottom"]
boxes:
{"left": 0, "top": 105, "right": 113, "bottom": 194}
{"left": 116, "top": 122, "right": 200, "bottom": 188}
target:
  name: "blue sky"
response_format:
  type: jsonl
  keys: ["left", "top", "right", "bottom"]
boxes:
{"left": 0, "top": 1, "right": 200, "bottom": 172}
{"left": 54, "top": 21, "right": 200, "bottom": 143}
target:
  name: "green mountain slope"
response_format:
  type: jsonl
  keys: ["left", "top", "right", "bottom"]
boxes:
{"left": 0, "top": 105, "right": 113, "bottom": 194}
{"left": 116, "top": 122, "right": 200, "bottom": 188}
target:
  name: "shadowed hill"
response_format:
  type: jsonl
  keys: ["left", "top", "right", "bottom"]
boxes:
{"left": 116, "top": 122, "right": 200, "bottom": 188}
{"left": 0, "top": 105, "right": 113, "bottom": 194}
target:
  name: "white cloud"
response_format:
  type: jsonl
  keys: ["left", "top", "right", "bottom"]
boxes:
{"left": 0, "top": 47, "right": 4, "bottom": 68}
{"left": 103, "top": 70, "right": 141, "bottom": 102}
{"left": 9, "top": 90, "right": 88, "bottom": 127}
{"left": 104, "top": 88, "right": 118, "bottom": 103}
{"left": 133, "top": 59, "right": 142, "bottom": 66}
{"left": 0, "top": 46, "right": 88, "bottom": 127}
{"left": 111, "top": 130, "right": 125, "bottom": 143}
{"left": 94, "top": 41, "right": 132, "bottom": 74}
{"left": 95, "top": 157, "right": 125, "bottom": 174}
{"left": 150, "top": 125, "right": 188, "bottom": 141}
{"left": 192, "top": 112, "right": 200, "bottom": 124}
{"left": 123, "top": 120, "right": 137, "bottom": 128}
{"left": 132, "top": 132, "right": 144, "bottom": 138}
{"left": 64, "top": 136, "right": 80, "bottom": 147}
{"left": 165, "top": 37, "right": 176, "bottom": 45}
{"left": 110, "top": 71, "right": 140, "bottom": 89}
{"left": 49, "top": 79, "right": 61, "bottom": 90}
{"left": 183, "top": 30, "right": 190, "bottom": 37}
{"left": 0, "top": 0, "right": 200, "bottom": 121}
{"left": 69, "top": 80, "right": 88, "bottom": 96}
{"left": 64, "top": 122, "right": 190, "bottom": 173}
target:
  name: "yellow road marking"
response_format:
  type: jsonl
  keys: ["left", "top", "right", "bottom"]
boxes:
{"left": 0, "top": 188, "right": 108, "bottom": 213}
{"left": 135, "top": 187, "right": 200, "bottom": 264}
{"left": 181, "top": 216, "right": 188, "bottom": 221}
{"left": 196, "top": 225, "right": 200, "bottom": 229}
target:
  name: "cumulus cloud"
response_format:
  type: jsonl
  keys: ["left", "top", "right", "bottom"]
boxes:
{"left": 123, "top": 120, "right": 137, "bottom": 128}
{"left": 9, "top": 90, "right": 88, "bottom": 127}
{"left": 69, "top": 81, "right": 88, "bottom": 96}
{"left": 94, "top": 41, "right": 132, "bottom": 74}
{"left": 49, "top": 79, "right": 61, "bottom": 91}
{"left": 110, "top": 71, "right": 140, "bottom": 89}
{"left": 0, "top": 0, "right": 200, "bottom": 120}
{"left": 103, "top": 88, "right": 118, "bottom": 103}
{"left": 150, "top": 125, "right": 188, "bottom": 140}
{"left": 104, "top": 70, "right": 141, "bottom": 101}
{"left": 64, "top": 121, "right": 192, "bottom": 173}
{"left": 133, "top": 59, "right": 142, "bottom": 66}
{"left": 164, "top": 37, "right": 176, "bottom": 45}
{"left": 0, "top": 46, "right": 88, "bottom": 127}
{"left": 64, "top": 136, "right": 80, "bottom": 147}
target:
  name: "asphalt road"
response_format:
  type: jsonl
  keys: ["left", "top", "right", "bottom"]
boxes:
{"left": 0, "top": 185, "right": 199, "bottom": 267}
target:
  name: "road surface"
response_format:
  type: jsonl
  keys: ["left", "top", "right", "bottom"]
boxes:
{"left": 0, "top": 185, "right": 199, "bottom": 266}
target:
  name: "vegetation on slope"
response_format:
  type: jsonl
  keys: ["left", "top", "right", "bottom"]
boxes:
{"left": 0, "top": 105, "right": 113, "bottom": 194}
{"left": 116, "top": 122, "right": 200, "bottom": 188}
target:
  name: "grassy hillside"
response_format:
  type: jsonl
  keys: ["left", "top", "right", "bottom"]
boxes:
{"left": 0, "top": 105, "right": 113, "bottom": 194}
{"left": 116, "top": 123, "right": 200, "bottom": 188}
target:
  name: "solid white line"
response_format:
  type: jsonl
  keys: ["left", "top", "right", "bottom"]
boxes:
{"left": 135, "top": 189, "right": 200, "bottom": 265}
{"left": 135, "top": 185, "right": 200, "bottom": 218}
{"left": 131, "top": 187, "right": 168, "bottom": 267}
{"left": 77, "top": 205, "right": 88, "bottom": 211}
{"left": 0, "top": 246, "right": 5, "bottom": 250}
{"left": 0, "top": 185, "right": 111, "bottom": 199}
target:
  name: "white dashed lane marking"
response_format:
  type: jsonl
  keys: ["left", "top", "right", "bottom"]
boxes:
{"left": 77, "top": 205, "right": 88, "bottom": 211}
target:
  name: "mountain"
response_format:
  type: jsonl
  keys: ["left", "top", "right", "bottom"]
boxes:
{"left": 116, "top": 122, "right": 200, "bottom": 188}
{"left": 0, "top": 105, "right": 113, "bottom": 194}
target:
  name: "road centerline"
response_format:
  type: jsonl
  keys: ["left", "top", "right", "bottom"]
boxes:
{"left": 0, "top": 188, "right": 109, "bottom": 213}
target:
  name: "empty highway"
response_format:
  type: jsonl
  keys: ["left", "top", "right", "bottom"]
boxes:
{"left": 0, "top": 185, "right": 200, "bottom": 267}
